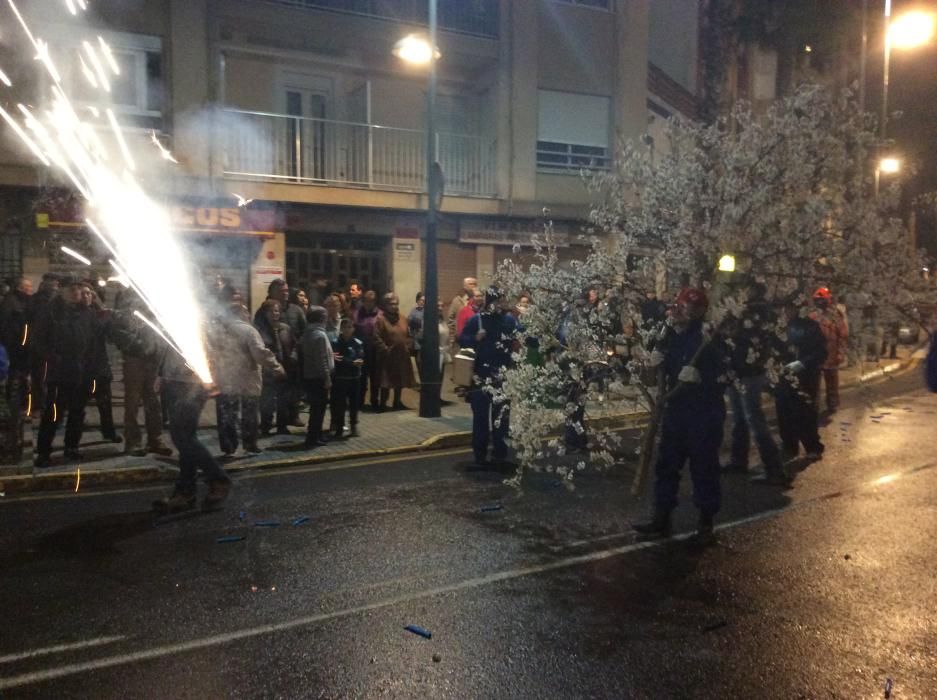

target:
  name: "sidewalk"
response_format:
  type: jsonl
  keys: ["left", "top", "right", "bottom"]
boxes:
{"left": 0, "top": 345, "right": 924, "bottom": 495}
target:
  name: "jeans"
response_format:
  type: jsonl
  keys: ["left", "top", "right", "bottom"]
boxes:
{"left": 776, "top": 371, "right": 823, "bottom": 456}
{"left": 820, "top": 368, "right": 840, "bottom": 412}
{"left": 164, "top": 381, "right": 228, "bottom": 495}
{"left": 37, "top": 381, "right": 90, "bottom": 457}
{"left": 304, "top": 378, "right": 329, "bottom": 443}
{"left": 330, "top": 376, "right": 359, "bottom": 434}
{"left": 216, "top": 394, "right": 259, "bottom": 453}
{"left": 123, "top": 354, "right": 163, "bottom": 450}
{"left": 653, "top": 404, "right": 725, "bottom": 516}
{"left": 727, "top": 375, "right": 782, "bottom": 472}
{"left": 260, "top": 377, "right": 291, "bottom": 432}
{"left": 469, "top": 388, "right": 509, "bottom": 461}
{"left": 91, "top": 378, "right": 117, "bottom": 438}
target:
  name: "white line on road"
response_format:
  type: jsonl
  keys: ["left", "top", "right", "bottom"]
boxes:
{"left": 0, "top": 635, "right": 127, "bottom": 665}
{"left": 2, "top": 459, "right": 934, "bottom": 691}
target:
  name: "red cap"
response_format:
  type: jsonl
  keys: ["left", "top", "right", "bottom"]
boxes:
{"left": 675, "top": 287, "right": 708, "bottom": 309}
{"left": 813, "top": 287, "right": 832, "bottom": 301}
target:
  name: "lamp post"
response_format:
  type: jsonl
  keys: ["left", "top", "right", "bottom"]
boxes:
{"left": 394, "top": 0, "right": 442, "bottom": 417}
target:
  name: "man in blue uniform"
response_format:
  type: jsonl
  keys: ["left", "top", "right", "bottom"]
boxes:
{"left": 633, "top": 287, "right": 727, "bottom": 544}
{"left": 458, "top": 287, "right": 518, "bottom": 466}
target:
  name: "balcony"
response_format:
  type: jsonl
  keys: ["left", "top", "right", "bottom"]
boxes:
{"left": 220, "top": 108, "right": 497, "bottom": 198}
{"left": 262, "top": 0, "right": 499, "bottom": 38}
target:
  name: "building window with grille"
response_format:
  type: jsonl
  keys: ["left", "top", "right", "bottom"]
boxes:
{"left": 536, "top": 90, "right": 611, "bottom": 173}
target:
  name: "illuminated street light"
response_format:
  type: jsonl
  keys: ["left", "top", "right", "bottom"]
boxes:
{"left": 879, "top": 157, "right": 900, "bottom": 174}
{"left": 392, "top": 34, "right": 439, "bottom": 66}
{"left": 889, "top": 10, "right": 936, "bottom": 49}
{"left": 718, "top": 254, "right": 736, "bottom": 272}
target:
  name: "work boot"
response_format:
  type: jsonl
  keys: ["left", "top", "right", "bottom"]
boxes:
{"left": 102, "top": 432, "right": 123, "bottom": 444}
{"left": 751, "top": 468, "right": 791, "bottom": 486}
{"left": 244, "top": 444, "right": 263, "bottom": 456}
{"left": 349, "top": 426, "right": 359, "bottom": 438}
{"left": 201, "top": 480, "right": 231, "bottom": 512}
{"left": 64, "top": 448, "right": 82, "bottom": 461}
{"left": 632, "top": 511, "right": 672, "bottom": 538}
{"left": 153, "top": 490, "right": 196, "bottom": 514}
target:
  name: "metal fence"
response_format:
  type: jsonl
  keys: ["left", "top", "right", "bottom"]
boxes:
{"left": 221, "top": 108, "right": 497, "bottom": 198}
{"left": 262, "top": 0, "right": 499, "bottom": 38}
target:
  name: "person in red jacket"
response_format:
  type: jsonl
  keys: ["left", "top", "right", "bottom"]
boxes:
{"left": 456, "top": 288, "right": 484, "bottom": 338}
{"left": 809, "top": 287, "right": 848, "bottom": 416}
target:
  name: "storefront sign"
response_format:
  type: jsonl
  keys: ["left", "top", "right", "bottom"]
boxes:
{"left": 394, "top": 242, "right": 416, "bottom": 261}
{"left": 170, "top": 205, "right": 278, "bottom": 237}
{"left": 253, "top": 266, "right": 285, "bottom": 287}
{"left": 459, "top": 220, "right": 570, "bottom": 247}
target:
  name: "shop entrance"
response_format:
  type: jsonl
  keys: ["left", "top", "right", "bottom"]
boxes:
{"left": 286, "top": 234, "right": 387, "bottom": 298}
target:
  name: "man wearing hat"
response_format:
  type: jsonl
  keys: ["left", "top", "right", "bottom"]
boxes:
{"left": 633, "top": 287, "right": 728, "bottom": 544}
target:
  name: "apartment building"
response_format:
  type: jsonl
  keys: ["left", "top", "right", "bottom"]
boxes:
{"left": 0, "top": 0, "right": 702, "bottom": 310}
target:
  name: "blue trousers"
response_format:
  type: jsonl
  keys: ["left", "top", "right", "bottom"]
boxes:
{"left": 727, "top": 375, "right": 782, "bottom": 472}
{"left": 164, "top": 381, "right": 228, "bottom": 495}
{"left": 653, "top": 405, "right": 724, "bottom": 516}
{"left": 469, "top": 388, "right": 509, "bottom": 461}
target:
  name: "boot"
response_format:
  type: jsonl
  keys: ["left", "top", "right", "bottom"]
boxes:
{"left": 349, "top": 426, "right": 359, "bottom": 438}
{"left": 148, "top": 442, "right": 173, "bottom": 457}
{"left": 201, "top": 479, "right": 231, "bottom": 512}
{"left": 153, "top": 489, "right": 196, "bottom": 514}
{"left": 632, "top": 510, "right": 671, "bottom": 538}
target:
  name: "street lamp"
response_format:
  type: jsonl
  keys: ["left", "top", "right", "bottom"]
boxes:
{"left": 881, "top": 3, "right": 936, "bottom": 140}
{"left": 879, "top": 156, "right": 900, "bottom": 174}
{"left": 395, "top": 1, "right": 442, "bottom": 418}
{"left": 717, "top": 254, "right": 736, "bottom": 273}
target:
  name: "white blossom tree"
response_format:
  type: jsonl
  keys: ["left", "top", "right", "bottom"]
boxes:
{"left": 496, "top": 84, "right": 927, "bottom": 483}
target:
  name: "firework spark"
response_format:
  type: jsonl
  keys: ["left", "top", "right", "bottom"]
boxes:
{"left": 0, "top": 68, "right": 11, "bottom": 87}
{"left": 232, "top": 192, "right": 254, "bottom": 207}
{"left": 60, "top": 245, "right": 91, "bottom": 265}
{"left": 0, "top": 0, "right": 213, "bottom": 383}
{"left": 150, "top": 130, "right": 178, "bottom": 163}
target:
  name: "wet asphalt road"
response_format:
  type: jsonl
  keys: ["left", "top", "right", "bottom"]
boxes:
{"left": 1, "top": 372, "right": 936, "bottom": 699}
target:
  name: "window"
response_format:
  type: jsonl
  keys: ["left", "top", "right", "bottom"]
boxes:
{"left": 554, "top": 0, "right": 611, "bottom": 9}
{"left": 536, "top": 90, "right": 610, "bottom": 172}
{"left": 71, "top": 32, "right": 163, "bottom": 130}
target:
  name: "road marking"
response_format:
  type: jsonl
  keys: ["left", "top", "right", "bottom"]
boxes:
{"left": 0, "top": 636, "right": 127, "bottom": 665}
{"left": 3, "top": 458, "right": 935, "bottom": 691}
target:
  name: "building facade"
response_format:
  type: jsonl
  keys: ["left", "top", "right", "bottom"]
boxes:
{"left": 0, "top": 0, "right": 703, "bottom": 310}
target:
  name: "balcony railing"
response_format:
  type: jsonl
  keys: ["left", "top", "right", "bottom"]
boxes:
{"left": 221, "top": 108, "right": 497, "bottom": 198}
{"left": 263, "top": 0, "right": 499, "bottom": 38}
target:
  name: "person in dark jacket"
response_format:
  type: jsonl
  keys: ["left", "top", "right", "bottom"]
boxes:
{"left": 80, "top": 283, "right": 122, "bottom": 444}
{"left": 0, "top": 277, "right": 33, "bottom": 462}
{"left": 29, "top": 273, "right": 61, "bottom": 414}
{"left": 330, "top": 318, "right": 364, "bottom": 439}
{"left": 354, "top": 291, "right": 382, "bottom": 411}
{"left": 724, "top": 282, "right": 786, "bottom": 483}
{"left": 32, "top": 279, "right": 95, "bottom": 467}
{"left": 458, "top": 287, "right": 519, "bottom": 466}
{"left": 255, "top": 299, "right": 296, "bottom": 436}
{"left": 776, "top": 300, "right": 828, "bottom": 462}
{"left": 633, "top": 288, "right": 729, "bottom": 544}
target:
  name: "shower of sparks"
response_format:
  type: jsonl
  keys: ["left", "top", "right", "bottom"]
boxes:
{"left": 26, "top": 392, "right": 32, "bottom": 417}
{"left": 98, "top": 37, "right": 120, "bottom": 75}
{"left": 91, "top": 379, "right": 96, "bottom": 395}
{"left": 20, "top": 322, "right": 28, "bottom": 346}
{"left": 0, "top": 0, "right": 213, "bottom": 383}
{"left": 74, "top": 468, "right": 80, "bottom": 492}
{"left": 133, "top": 310, "right": 185, "bottom": 360}
{"left": 105, "top": 108, "right": 135, "bottom": 171}
{"left": 61, "top": 245, "right": 92, "bottom": 266}
{"left": 0, "top": 68, "right": 11, "bottom": 87}
{"left": 65, "top": 0, "right": 77, "bottom": 15}
{"left": 79, "top": 56, "right": 98, "bottom": 89}
{"left": 232, "top": 192, "right": 254, "bottom": 207}
{"left": 150, "top": 131, "right": 178, "bottom": 163}
{"left": 82, "top": 40, "right": 110, "bottom": 92}
{"left": 52, "top": 402, "right": 57, "bottom": 422}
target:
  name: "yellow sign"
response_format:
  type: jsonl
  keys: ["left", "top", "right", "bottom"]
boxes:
{"left": 171, "top": 206, "right": 242, "bottom": 230}
{"left": 35, "top": 213, "right": 50, "bottom": 229}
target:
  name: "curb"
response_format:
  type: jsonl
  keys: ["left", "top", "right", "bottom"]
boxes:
{"left": 0, "top": 354, "right": 922, "bottom": 497}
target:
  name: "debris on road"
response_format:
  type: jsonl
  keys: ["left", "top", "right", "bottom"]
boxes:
{"left": 844, "top": 554, "right": 851, "bottom": 560}
{"left": 404, "top": 624, "right": 433, "bottom": 639}
{"left": 239, "top": 511, "right": 246, "bottom": 521}
{"left": 701, "top": 620, "right": 728, "bottom": 633}
{"left": 480, "top": 503, "right": 503, "bottom": 512}
{"left": 216, "top": 535, "right": 245, "bottom": 543}
{"left": 884, "top": 678, "right": 893, "bottom": 698}
{"left": 254, "top": 520, "right": 280, "bottom": 527}
{"left": 291, "top": 516, "right": 310, "bottom": 526}
{"left": 432, "top": 653, "right": 442, "bottom": 663}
